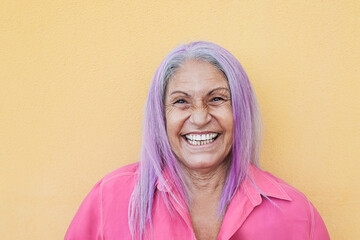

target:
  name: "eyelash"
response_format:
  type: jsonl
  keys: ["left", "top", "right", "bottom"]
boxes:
{"left": 173, "top": 97, "right": 227, "bottom": 105}
{"left": 211, "top": 97, "right": 224, "bottom": 102}
{"left": 174, "top": 99, "right": 187, "bottom": 104}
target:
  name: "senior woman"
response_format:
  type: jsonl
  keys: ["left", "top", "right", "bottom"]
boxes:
{"left": 65, "top": 41, "right": 330, "bottom": 240}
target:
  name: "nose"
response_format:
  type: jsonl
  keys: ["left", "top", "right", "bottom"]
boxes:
{"left": 189, "top": 105, "right": 211, "bottom": 127}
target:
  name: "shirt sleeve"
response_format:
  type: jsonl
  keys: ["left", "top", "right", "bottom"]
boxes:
{"left": 309, "top": 201, "right": 330, "bottom": 240}
{"left": 64, "top": 180, "right": 103, "bottom": 240}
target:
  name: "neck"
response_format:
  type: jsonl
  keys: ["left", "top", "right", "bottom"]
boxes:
{"left": 180, "top": 161, "right": 229, "bottom": 200}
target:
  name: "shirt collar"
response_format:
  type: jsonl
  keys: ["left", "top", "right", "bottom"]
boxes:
{"left": 156, "top": 164, "right": 292, "bottom": 205}
{"left": 243, "top": 164, "right": 292, "bottom": 206}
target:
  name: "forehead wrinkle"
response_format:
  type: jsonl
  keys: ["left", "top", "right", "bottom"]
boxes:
{"left": 166, "top": 61, "right": 229, "bottom": 98}
{"left": 169, "top": 78, "right": 228, "bottom": 96}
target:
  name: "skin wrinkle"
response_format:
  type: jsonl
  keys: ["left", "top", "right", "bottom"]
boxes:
{"left": 181, "top": 158, "right": 229, "bottom": 195}
{"left": 165, "top": 90, "right": 232, "bottom": 118}
{"left": 168, "top": 92, "right": 231, "bottom": 110}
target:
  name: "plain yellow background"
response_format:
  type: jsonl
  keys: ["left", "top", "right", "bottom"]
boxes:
{"left": 1, "top": 1, "right": 359, "bottom": 239}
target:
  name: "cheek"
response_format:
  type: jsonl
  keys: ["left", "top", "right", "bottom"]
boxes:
{"left": 211, "top": 108, "right": 233, "bottom": 128}
{"left": 223, "top": 107, "right": 233, "bottom": 129}
{"left": 213, "top": 109, "right": 233, "bottom": 146}
{"left": 165, "top": 110, "right": 186, "bottom": 142}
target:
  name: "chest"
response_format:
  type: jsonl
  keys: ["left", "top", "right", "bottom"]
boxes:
{"left": 191, "top": 215, "right": 222, "bottom": 240}
{"left": 188, "top": 196, "right": 223, "bottom": 240}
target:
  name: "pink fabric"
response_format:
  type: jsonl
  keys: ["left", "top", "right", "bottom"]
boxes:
{"left": 65, "top": 163, "right": 330, "bottom": 239}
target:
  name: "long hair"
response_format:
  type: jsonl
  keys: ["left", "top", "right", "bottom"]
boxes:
{"left": 128, "top": 41, "right": 263, "bottom": 239}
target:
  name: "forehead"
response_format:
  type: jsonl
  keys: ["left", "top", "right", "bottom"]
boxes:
{"left": 166, "top": 60, "right": 228, "bottom": 92}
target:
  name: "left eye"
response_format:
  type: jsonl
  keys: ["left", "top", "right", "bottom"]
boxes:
{"left": 211, "top": 97, "right": 224, "bottom": 102}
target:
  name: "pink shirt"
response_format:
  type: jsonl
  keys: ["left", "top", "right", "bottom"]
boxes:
{"left": 65, "top": 163, "right": 330, "bottom": 239}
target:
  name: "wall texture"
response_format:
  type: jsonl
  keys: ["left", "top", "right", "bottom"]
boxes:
{"left": 1, "top": 1, "right": 359, "bottom": 239}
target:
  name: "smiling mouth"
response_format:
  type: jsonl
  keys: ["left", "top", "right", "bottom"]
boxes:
{"left": 184, "top": 133, "right": 219, "bottom": 146}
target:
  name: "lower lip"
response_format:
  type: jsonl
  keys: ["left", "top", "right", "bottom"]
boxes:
{"left": 182, "top": 135, "right": 220, "bottom": 147}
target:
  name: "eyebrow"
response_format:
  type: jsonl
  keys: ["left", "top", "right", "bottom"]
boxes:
{"left": 208, "top": 87, "right": 230, "bottom": 95}
{"left": 170, "top": 91, "right": 190, "bottom": 96}
{"left": 170, "top": 87, "right": 230, "bottom": 96}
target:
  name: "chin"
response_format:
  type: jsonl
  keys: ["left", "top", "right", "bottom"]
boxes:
{"left": 181, "top": 157, "right": 226, "bottom": 172}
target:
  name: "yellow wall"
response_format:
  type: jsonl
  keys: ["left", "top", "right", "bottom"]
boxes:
{"left": 1, "top": 1, "right": 359, "bottom": 239}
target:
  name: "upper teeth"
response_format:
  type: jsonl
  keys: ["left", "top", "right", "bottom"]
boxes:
{"left": 185, "top": 133, "right": 218, "bottom": 141}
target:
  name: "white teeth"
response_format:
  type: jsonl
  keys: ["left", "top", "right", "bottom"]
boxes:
{"left": 185, "top": 133, "right": 218, "bottom": 146}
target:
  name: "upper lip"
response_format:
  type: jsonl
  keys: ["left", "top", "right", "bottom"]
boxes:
{"left": 183, "top": 131, "right": 219, "bottom": 135}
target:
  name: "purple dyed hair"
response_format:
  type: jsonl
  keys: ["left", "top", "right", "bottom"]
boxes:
{"left": 129, "top": 41, "right": 263, "bottom": 239}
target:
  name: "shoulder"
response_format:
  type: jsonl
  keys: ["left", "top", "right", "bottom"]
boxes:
{"left": 101, "top": 162, "right": 139, "bottom": 185}
{"left": 265, "top": 169, "right": 314, "bottom": 209}
{"left": 65, "top": 163, "right": 139, "bottom": 239}
{"left": 78, "top": 162, "right": 140, "bottom": 209}
{"left": 250, "top": 165, "right": 313, "bottom": 205}
{"left": 248, "top": 166, "right": 330, "bottom": 239}
{"left": 249, "top": 165, "right": 316, "bottom": 223}
{"left": 75, "top": 161, "right": 140, "bottom": 207}
{"left": 98, "top": 162, "right": 139, "bottom": 197}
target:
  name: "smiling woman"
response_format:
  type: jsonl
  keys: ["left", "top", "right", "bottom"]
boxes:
{"left": 65, "top": 41, "right": 330, "bottom": 240}
{"left": 165, "top": 60, "right": 233, "bottom": 172}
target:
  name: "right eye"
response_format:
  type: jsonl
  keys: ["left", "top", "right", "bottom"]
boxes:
{"left": 174, "top": 99, "right": 187, "bottom": 104}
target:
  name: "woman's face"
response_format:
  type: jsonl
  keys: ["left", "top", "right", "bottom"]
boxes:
{"left": 164, "top": 60, "right": 233, "bottom": 172}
